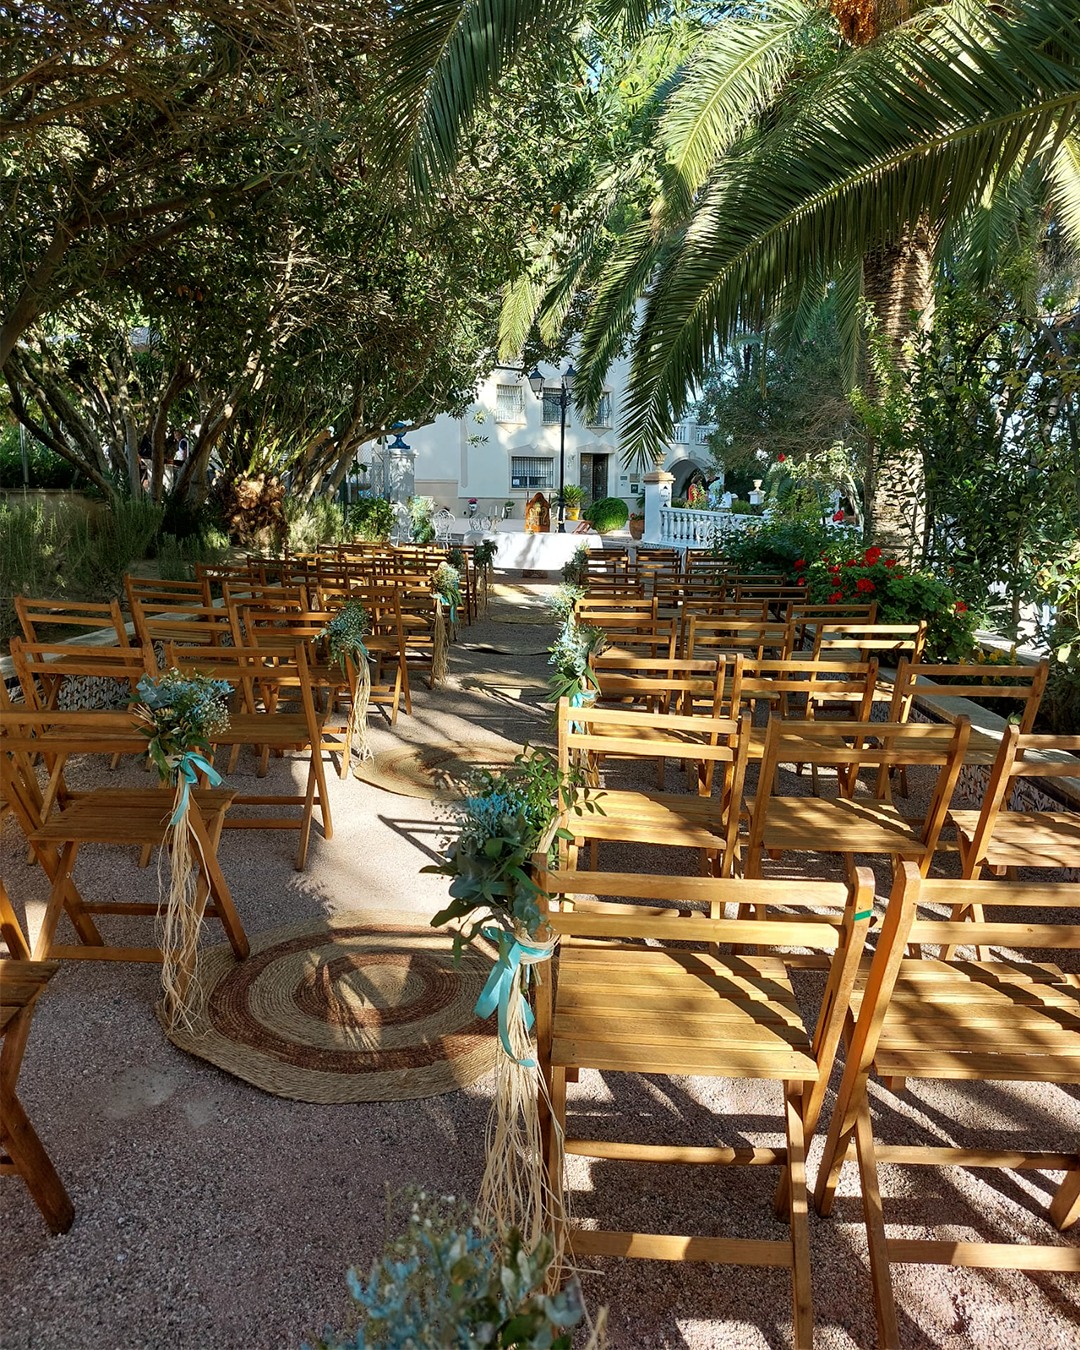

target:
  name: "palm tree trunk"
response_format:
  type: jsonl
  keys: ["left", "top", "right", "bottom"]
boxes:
{"left": 861, "top": 218, "right": 935, "bottom": 557}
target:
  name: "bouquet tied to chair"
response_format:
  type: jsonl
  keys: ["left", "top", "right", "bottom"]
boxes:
{"left": 131, "top": 670, "right": 230, "bottom": 1028}
{"left": 422, "top": 748, "right": 602, "bottom": 1264}
{"left": 320, "top": 599, "right": 373, "bottom": 765}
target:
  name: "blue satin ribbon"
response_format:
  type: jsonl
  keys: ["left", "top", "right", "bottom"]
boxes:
{"left": 170, "top": 751, "right": 223, "bottom": 826}
{"left": 569, "top": 687, "right": 593, "bottom": 734}
{"left": 474, "top": 927, "right": 551, "bottom": 1066}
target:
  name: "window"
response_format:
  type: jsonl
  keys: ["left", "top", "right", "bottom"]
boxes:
{"left": 542, "top": 388, "right": 565, "bottom": 425}
{"left": 495, "top": 383, "right": 525, "bottom": 423}
{"left": 587, "top": 392, "right": 612, "bottom": 428}
{"left": 510, "top": 456, "right": 555, "bottom": 490}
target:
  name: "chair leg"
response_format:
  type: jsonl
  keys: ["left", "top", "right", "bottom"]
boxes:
{"left": 1049, "top": 1161, "right": 1080, "bottom": 1231}
{"left": 546, "top": 1067, "right": 567, "bottom": 1241}
{"left": 785, "top": 1086, "right": 814, "bottom": 1350}
{"left": 854, "top": 1101, "right": 900, "bottom": 1350}
{"left": 0, "top": 1091, "right": 74, "bottom": 1234}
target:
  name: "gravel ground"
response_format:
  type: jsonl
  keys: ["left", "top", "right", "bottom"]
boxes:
{"left": 2, "top": 579, "right": 1077, "bottom": 1350}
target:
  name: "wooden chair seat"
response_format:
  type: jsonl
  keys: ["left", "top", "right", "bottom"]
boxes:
{"left": 950, "top": 808, "right": 1080, "bottom": 868}
{"left": 566, "top": 790, "right": 724, "bottom": 851}
{"left": 30, "top": 788, "right": 235, "bottom": 845}
{"left": 755, "top": 795, "right": 929, "bottom": 856}
{"left": 847, "top": 955, "right": 1080, "bottom": 1081}
{"left": 552, "top": 946, "right": 820, "bottom": 1079}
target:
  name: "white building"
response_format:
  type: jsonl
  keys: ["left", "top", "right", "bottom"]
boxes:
{"left": 390, "top": 351, "right": 716, "bottom": 517}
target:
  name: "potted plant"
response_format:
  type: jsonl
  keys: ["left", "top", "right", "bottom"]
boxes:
{"left": 503, "top": 499, "right": 515, "bottom": 519}
{"left": 561, "top": 484, "right": 585, "bottom": 521}
{"left": 629, "top": 512, "right": 645, "bottom": 540}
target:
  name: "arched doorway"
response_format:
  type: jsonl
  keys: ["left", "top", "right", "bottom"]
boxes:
{"left": 670, "top": 457, "right": 710, "bottom": 500}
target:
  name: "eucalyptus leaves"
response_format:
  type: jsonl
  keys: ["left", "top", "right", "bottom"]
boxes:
{"left": 547, "top": 584, "right": 605, "bottom": 709}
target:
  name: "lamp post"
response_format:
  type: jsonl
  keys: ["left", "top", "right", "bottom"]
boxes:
{"left": 526, "top": 362, "right": 575, "bottom": 533}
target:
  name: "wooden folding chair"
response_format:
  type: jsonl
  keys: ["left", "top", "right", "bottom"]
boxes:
{"left": 556, "top": 697, "right": 751, "bottom": 882}
{"left": 124, "top": 573, "right": 211, "bottom": 614}
{"left": 737, "top": 658, "right": 879, "bottom": 768}
{"left": 808, "top": 620, "right": 927, "bottom": 667}
{"left": 592, "top": 653, "right": 731, "bottom": 718}
{"left": 745, "top": 718, "right": 970, "bottom": 878}
{"left": 531, "top": 864, "right": 876, "bottom": 1350}
{"left": 9, "top": 639, "right": 147, "bottom": 714}
{"left": 131, "top": 598, "right": 232, "bottom": 663}
{"left": 317, "top": 582, "right": 411, "bottom": 719}
{"left": 1, "top": 711, "right": 247, "bottom": 967}
{"left": 888, "top": 656, "right": 1050, "bottom": 764}
{"left": 15, "top": 596, "right": 130, "bottom": 648}
{"left": 166, "top": 642, "right": 332, "bottom": 870}
{"left": 784, "top": 601, "right": 877, "bottom": 650}
{"left": 1, "top": 881, "right": 72, "bottom": 1235}
{"left": 951, "top": 726, "right": 1080, "bottom": 888}
{"left": 814, "top": 863, "right": 1080, "bottom": 1348}
{"left": 684, "top": 615, "right": 795, "bottom": 663}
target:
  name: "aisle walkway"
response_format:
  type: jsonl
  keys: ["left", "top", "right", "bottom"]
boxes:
{"left": 2, "top": 584, "right": 1077, "bottom": 1350}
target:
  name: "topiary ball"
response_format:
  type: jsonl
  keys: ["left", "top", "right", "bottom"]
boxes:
{"left": 584, "top": 496, "right": 629, "bottom": 534}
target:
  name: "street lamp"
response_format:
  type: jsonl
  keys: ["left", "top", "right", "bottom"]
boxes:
{"left": 526, "top": 362, "right": 575, "bottom": 532}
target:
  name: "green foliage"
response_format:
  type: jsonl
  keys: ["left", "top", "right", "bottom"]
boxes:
{"left": 66, "top": 499, "right": 164, "bottom": 597}
{"left": 321, "top": 601, "right": 371, "bottom": 673}
{"left": 309, "top": 1190, "right": 585, "bottom": 1350}
{"left": 423, "top": 748, "right": 595, "bottom": 946}
{"left": 907, "top": 285, "right": 1079, "bottom": 638}
{"left": 548, "top": 620, "right": 606, "bottom": 706}
{"left": 473, "top": 539, "right": 498, "bottom": 570}
{"left": 560, "top": 544, "right": 591, "bottom": 588}
{"left": 1041, "top": 549, "right": 1080, "bottom": 735}
{"left": 347, "top": 498, "right": 396, "bottom": 543}
{"left": 131, "top": 670, "right": 231, "bottom": 783}
{"left": 0, "top": 425, "right": 80, "bottom": 489}
{"left": 408, "top": 496, "right": 436, "bottom": 545}
{"left": 717, "top": 518, "right": 849, "bottom": 573}
{"left": 0, "top": 502, "right": 67, "bottom": 637}
{"left": 799, "top": 544, "right": 980, "bottom": 663}
{"left": 285, "top": 496, "right": 347, "bottom": 554}
{"left": 433, "top": 562, "right": 463, "bottom": 616}
{"left": 156, "top": 530, "right": 229, "bottom": 582}
{"left": 583, "top": 497, "right": 628, "bottom": 533}
{"left": 561, "top": 484, "right": 585, "bottom": 508}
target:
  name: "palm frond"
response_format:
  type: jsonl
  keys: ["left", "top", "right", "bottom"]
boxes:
{"left": 614, "top": 0, "right": 1080, "bottom": 460}
{"left": 657, "top": 0, "right": 827, "bottom": 219}
{"left": 1047, "top": 131, "right": 1080, "bottom": 250}
{"left": 378, "top": 1, "right": 585, "bottom": 191}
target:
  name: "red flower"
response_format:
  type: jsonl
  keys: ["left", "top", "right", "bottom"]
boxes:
{"left": 864, "top": 546, "right": 882, "bottom": 565}
{"left": 884, "top": 558, "right": 896, "bottom": 568}
{"left": 777, "top": 453, "right": 787, "bottom": 462}
{"left": 955, "top": 601, "right": 968, "bottom": 613}
{"left": 844, "top": 560, "right": 857, "bottom": 567}
{"left": 827, "top": 565, "right": 841, "bottom": 576}
{"left": 794, "top": 558, "right": 806, "bottom": 569}
{"left": 856, "top": 578, "right": 875, "bottom": 594}
{"left": 832, "top": 509, "right": 845, "bottom": 522}
{"left": 797, "top": 575, "right": 808, "bottom": 584}
{"left": 827, "top": 591, "right": 842, "bottom": 604}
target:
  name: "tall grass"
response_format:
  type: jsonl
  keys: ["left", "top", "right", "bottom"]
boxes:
{"left": 284, "top": 495, "right": 346, "bottom": 553}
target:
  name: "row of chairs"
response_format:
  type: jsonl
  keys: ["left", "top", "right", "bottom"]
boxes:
{"left": 530, "top": 857, "right": 1080, "bottom": 1348}
{"left": 554, "top": 697, "right": 1080, "bottom": 884}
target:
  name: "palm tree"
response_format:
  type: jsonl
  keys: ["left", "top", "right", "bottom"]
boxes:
{"left": 380, "top": 0, "right": 1080, "bottom": 544}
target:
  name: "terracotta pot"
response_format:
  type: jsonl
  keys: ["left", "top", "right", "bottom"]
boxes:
{"left": 629, "top": 517, "right": 645, "bottom": 540}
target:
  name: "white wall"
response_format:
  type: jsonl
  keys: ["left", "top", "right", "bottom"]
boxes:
{"left": 406, "top": 352, "right": 716, "bottom": 514}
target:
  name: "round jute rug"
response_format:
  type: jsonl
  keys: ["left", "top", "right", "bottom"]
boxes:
{"left": 352, "top": 740, "right": 522, "bottom": 800}
{"left": 161, "top": 912, "right": 497, "bottom": 1102}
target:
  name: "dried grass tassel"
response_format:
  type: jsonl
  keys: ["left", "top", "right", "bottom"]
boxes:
{"left": 475, "top": 934, "right": 567, "bottom": 1284}
{"left": 344, "top": 650, "right": 373, "bottom": 765}
{"left": 158, "top": 782, "right": 205, "bottom": 1032}
{"left": 432, "top": 600, "right": 449, "bottom": 685}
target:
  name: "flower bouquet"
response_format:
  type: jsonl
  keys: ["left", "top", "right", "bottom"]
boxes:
{"left": 131, "top": 670, "right": 230, "bottom": 1027}
{"left": 431, "top": 561, "right": 462, "bottom": 681}
{"left": 473, "top": 538, "right": 498, "bottom": 616}
{"left": 423, "top": 748, "right": 601, "bottom": 1257}
{"left": 319, "top": 599, "right": 373, "bottom": 765}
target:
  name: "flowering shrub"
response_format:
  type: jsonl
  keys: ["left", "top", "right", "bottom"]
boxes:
{"left": 800, "top": 545, "right": 979, "bottom": 662}
{"left": 320, "top": 600, "right": 370, "bottom": 672}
